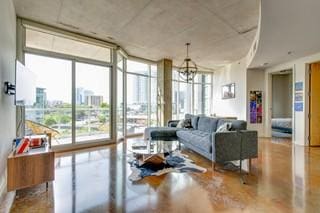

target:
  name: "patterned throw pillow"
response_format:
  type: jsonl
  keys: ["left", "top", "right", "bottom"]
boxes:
{"left": 216, "top": 122, "right": 232, "bottom": 132}
{"left": 176, "top": 118, "right": 192, "bottom": 128}
{"left": 183, "top": 118, "right": 192, "bottom": 128}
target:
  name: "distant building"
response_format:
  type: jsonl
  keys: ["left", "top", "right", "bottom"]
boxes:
{"left": 85, "top": 95, "right": 103, "bottom": 107}
{"left": 35, "top": 87, "right": 47, "bottom": 108}
{"left": 76, "top": 88, "right": 94, "bottom": 105}
{"left": 47, "top": 100, "right": 64, "bottom": 107}
{"left": 76, "top": 87, "right": 84, "bottom": 105}
{"left": 136, "top": 76, "right": 148, "bottom": 103}
{"left": 27, "top": 87, "right": 47, "bottom": 123}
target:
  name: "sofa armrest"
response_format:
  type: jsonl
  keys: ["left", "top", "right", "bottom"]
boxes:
{"left": 212, "top": 130, "right": 258, "bottom": 163}
{"left": 167, "top": 120, "right": 180, "bottom": 127}
{"left": 239, "top": 130, "right": 258, "bottom": 159}
{"left": 212, "top": 131, "right": 241, "bottom": 163}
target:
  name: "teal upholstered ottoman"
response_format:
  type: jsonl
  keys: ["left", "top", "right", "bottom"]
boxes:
{"left": 144, "top": 127, "right": 179, "bottom": 141}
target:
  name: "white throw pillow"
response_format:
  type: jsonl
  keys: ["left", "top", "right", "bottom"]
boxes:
{"left": 216, "top": 122, "right": 232, "bottom": 132}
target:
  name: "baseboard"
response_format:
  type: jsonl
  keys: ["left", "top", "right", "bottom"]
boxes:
{"left": 0, "top": 170, "right": 15, "bottom": 213}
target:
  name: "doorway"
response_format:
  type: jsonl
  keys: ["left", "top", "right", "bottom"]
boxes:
{"left": 309, "top": 63, "right": 320, "bottom": 146}
{"left": 271, "top": 70, "right": 293, "bottom": 140}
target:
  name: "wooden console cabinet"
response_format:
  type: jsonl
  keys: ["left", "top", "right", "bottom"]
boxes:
{"left": 7, "top": 146, "right": 54, "bottom": 192}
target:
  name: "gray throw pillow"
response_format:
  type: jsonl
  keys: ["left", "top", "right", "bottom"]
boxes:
{"left": 216, "top": 122, "right": 232, "bottom": 132}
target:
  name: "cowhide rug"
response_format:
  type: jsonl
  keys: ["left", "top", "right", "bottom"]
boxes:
{"left": 128, "top": 151, "right": 207, "bottom": 181}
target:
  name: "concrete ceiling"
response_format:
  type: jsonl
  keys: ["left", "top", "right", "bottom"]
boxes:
{"left": 13, "top": 0, "right": 259, "bottom": 70}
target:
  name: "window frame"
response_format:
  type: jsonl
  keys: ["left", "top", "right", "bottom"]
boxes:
{"left": 19, "top": 20, "right": 115, "bottom": 151}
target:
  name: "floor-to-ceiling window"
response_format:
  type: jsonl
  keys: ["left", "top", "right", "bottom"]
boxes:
{"left": 172, "top": 70, "right": 192, "bottom": 119}
{"left": 117, "top": 53, "right": 125, "bottom": 138}
{"left": 75, "top": 62, "right": 110, "bottom": 143}
{"left": 150, "top": 65, "right": 158, "bottom": 127}
{"left": 25, "top": 54, "right": 73, "bottom": 145}
{"left": 172, "top": 70, "right": 212, "bottom": 119}
{"left": 126, "top": 60, "right": 157, "bottom": 135}
{"left": 193, "top": 74, "right": 212, "bottom": 115}
{"left": 23, "top": 24, "right": 112, "bottom": 147}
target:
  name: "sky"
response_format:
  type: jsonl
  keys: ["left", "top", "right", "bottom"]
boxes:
{"left": 25, "top": 54, "right": 110, "bottom": 103}
{"left": 24, "top": 54, "right": 158, "bottom": 105}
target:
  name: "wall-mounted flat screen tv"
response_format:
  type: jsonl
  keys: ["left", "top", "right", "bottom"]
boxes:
{"left": 15, "top": 60, "right": 36, "bottom": 106}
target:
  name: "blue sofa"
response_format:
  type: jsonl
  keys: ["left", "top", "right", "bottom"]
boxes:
{"left": 146, "top": 114, "right": 258, "bottom": 165}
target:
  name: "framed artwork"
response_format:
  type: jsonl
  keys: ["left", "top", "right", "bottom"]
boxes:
{"left": 250, "top": 91, "right": 262, "bottom": 124}
{"left": 294, "top": 81, "right": 303, "bottom": 112}
{"left": 295, "top": 82, "right": 303, "bottom": 91}
{"left": 222, "top": 83, "right": 235, "bottom": 99}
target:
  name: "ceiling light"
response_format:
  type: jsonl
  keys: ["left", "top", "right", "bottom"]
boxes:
{"left": 177, "top": 43, "right": 198, "bottom": 83}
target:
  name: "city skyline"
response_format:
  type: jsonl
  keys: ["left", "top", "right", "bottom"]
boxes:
{"left": 25, "top": 54, "right": 110, "bottom": 104}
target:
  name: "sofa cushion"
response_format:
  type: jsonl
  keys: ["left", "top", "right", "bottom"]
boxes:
{"left": 177, "top": 130, "right": 212, "bottom": 153}
{"left": 197, "top": 117, "right": 219, "bottom": 133}
{"left": 185, "top": 114, "right": 200, "bottom": 129}
{"left": 217, "top": 119, "right": 247, "bottom": 131}
{"left": 144, "top": 127, "right": 179, "bottom": 140}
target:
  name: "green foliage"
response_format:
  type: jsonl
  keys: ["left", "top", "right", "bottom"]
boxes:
{"left": 57, "top": 103, "right": 72, "bottom": 108}
{"left": 59, "top": 114, "right": 71, "bottom": 124}
{"left": 44, "top": 115, "right": 57, "bottom": 126}
{"left": 100, "top": 102, "right": 109, "bottom": 108}
{"left": 98, "top": 115, "right": 106, "bottom": 123}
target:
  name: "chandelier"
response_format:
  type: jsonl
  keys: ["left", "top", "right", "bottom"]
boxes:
{"left": 177, "top": 43, "right": 198, "bottom": 83}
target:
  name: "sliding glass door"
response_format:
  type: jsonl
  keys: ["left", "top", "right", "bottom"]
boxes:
{"left": 75, "top": 62, "right": 110, "bottom": 143}
{"left": 25, "top": 54, "right": 73, "bottom": 146}
{"left": 24, "top": 53, "right": 111, "bottom": 147}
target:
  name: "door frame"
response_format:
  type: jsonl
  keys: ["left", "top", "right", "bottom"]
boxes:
{"left": 265, "top": 68, "right": 294, "bottom": 139}
{"left": 307, "top": 61, "right": 320, "bottom": 146}
{"left": 268, "top": 70, "right": 294, "bottom": 139}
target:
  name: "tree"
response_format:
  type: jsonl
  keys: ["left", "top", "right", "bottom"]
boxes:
{"left": 100, "top": 102, "right": 109, "bottom": 108}
{"left": 98, "top": 115, "right": 106, "bottom": 123}
{"left": 60, "top": 115, "right": 71, "bottom": 124}
{"left": 44, "top": 116, "right": 57, "bottom": 126}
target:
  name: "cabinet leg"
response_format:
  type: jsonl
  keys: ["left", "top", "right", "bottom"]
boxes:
{"left": 46, "top": 182, "right": 49, "bottom": 191}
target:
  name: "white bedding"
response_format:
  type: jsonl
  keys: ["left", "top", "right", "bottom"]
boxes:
{"left": 271, "top": 118, "right": 292, "bottom": 129}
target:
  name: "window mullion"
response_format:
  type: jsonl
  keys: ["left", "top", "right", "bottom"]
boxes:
{"left": 72, "top": 60, "right": 76, "bottom": 144}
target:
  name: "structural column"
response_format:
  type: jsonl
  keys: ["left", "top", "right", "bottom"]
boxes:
{"left": 157, "top": 59, "right": 172, "bottom": 126}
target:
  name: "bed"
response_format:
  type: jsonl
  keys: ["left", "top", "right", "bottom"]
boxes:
{"left": 271, "top": 118, "right": 292, "bottom": 134}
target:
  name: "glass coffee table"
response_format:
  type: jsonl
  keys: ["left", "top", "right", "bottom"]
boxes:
{"left": 128, "top": 139, "right": 181, "bottom": 165}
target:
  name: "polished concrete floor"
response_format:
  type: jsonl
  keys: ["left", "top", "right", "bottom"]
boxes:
{"left": 10, "top": 137, "right": 320, "bottom": 213}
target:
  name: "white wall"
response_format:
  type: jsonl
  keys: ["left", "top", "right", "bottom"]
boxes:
{"left": 212, "top": 58, "right": 247, "bottom": 120}
{"left": 265, "top": 51, "right": 320, "bottom": 146}
{"left": 0, "top": 0, "right": 16, "bottom": 203}
{"left": 247, "top": 69, "right": 266, "bottom": 137}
